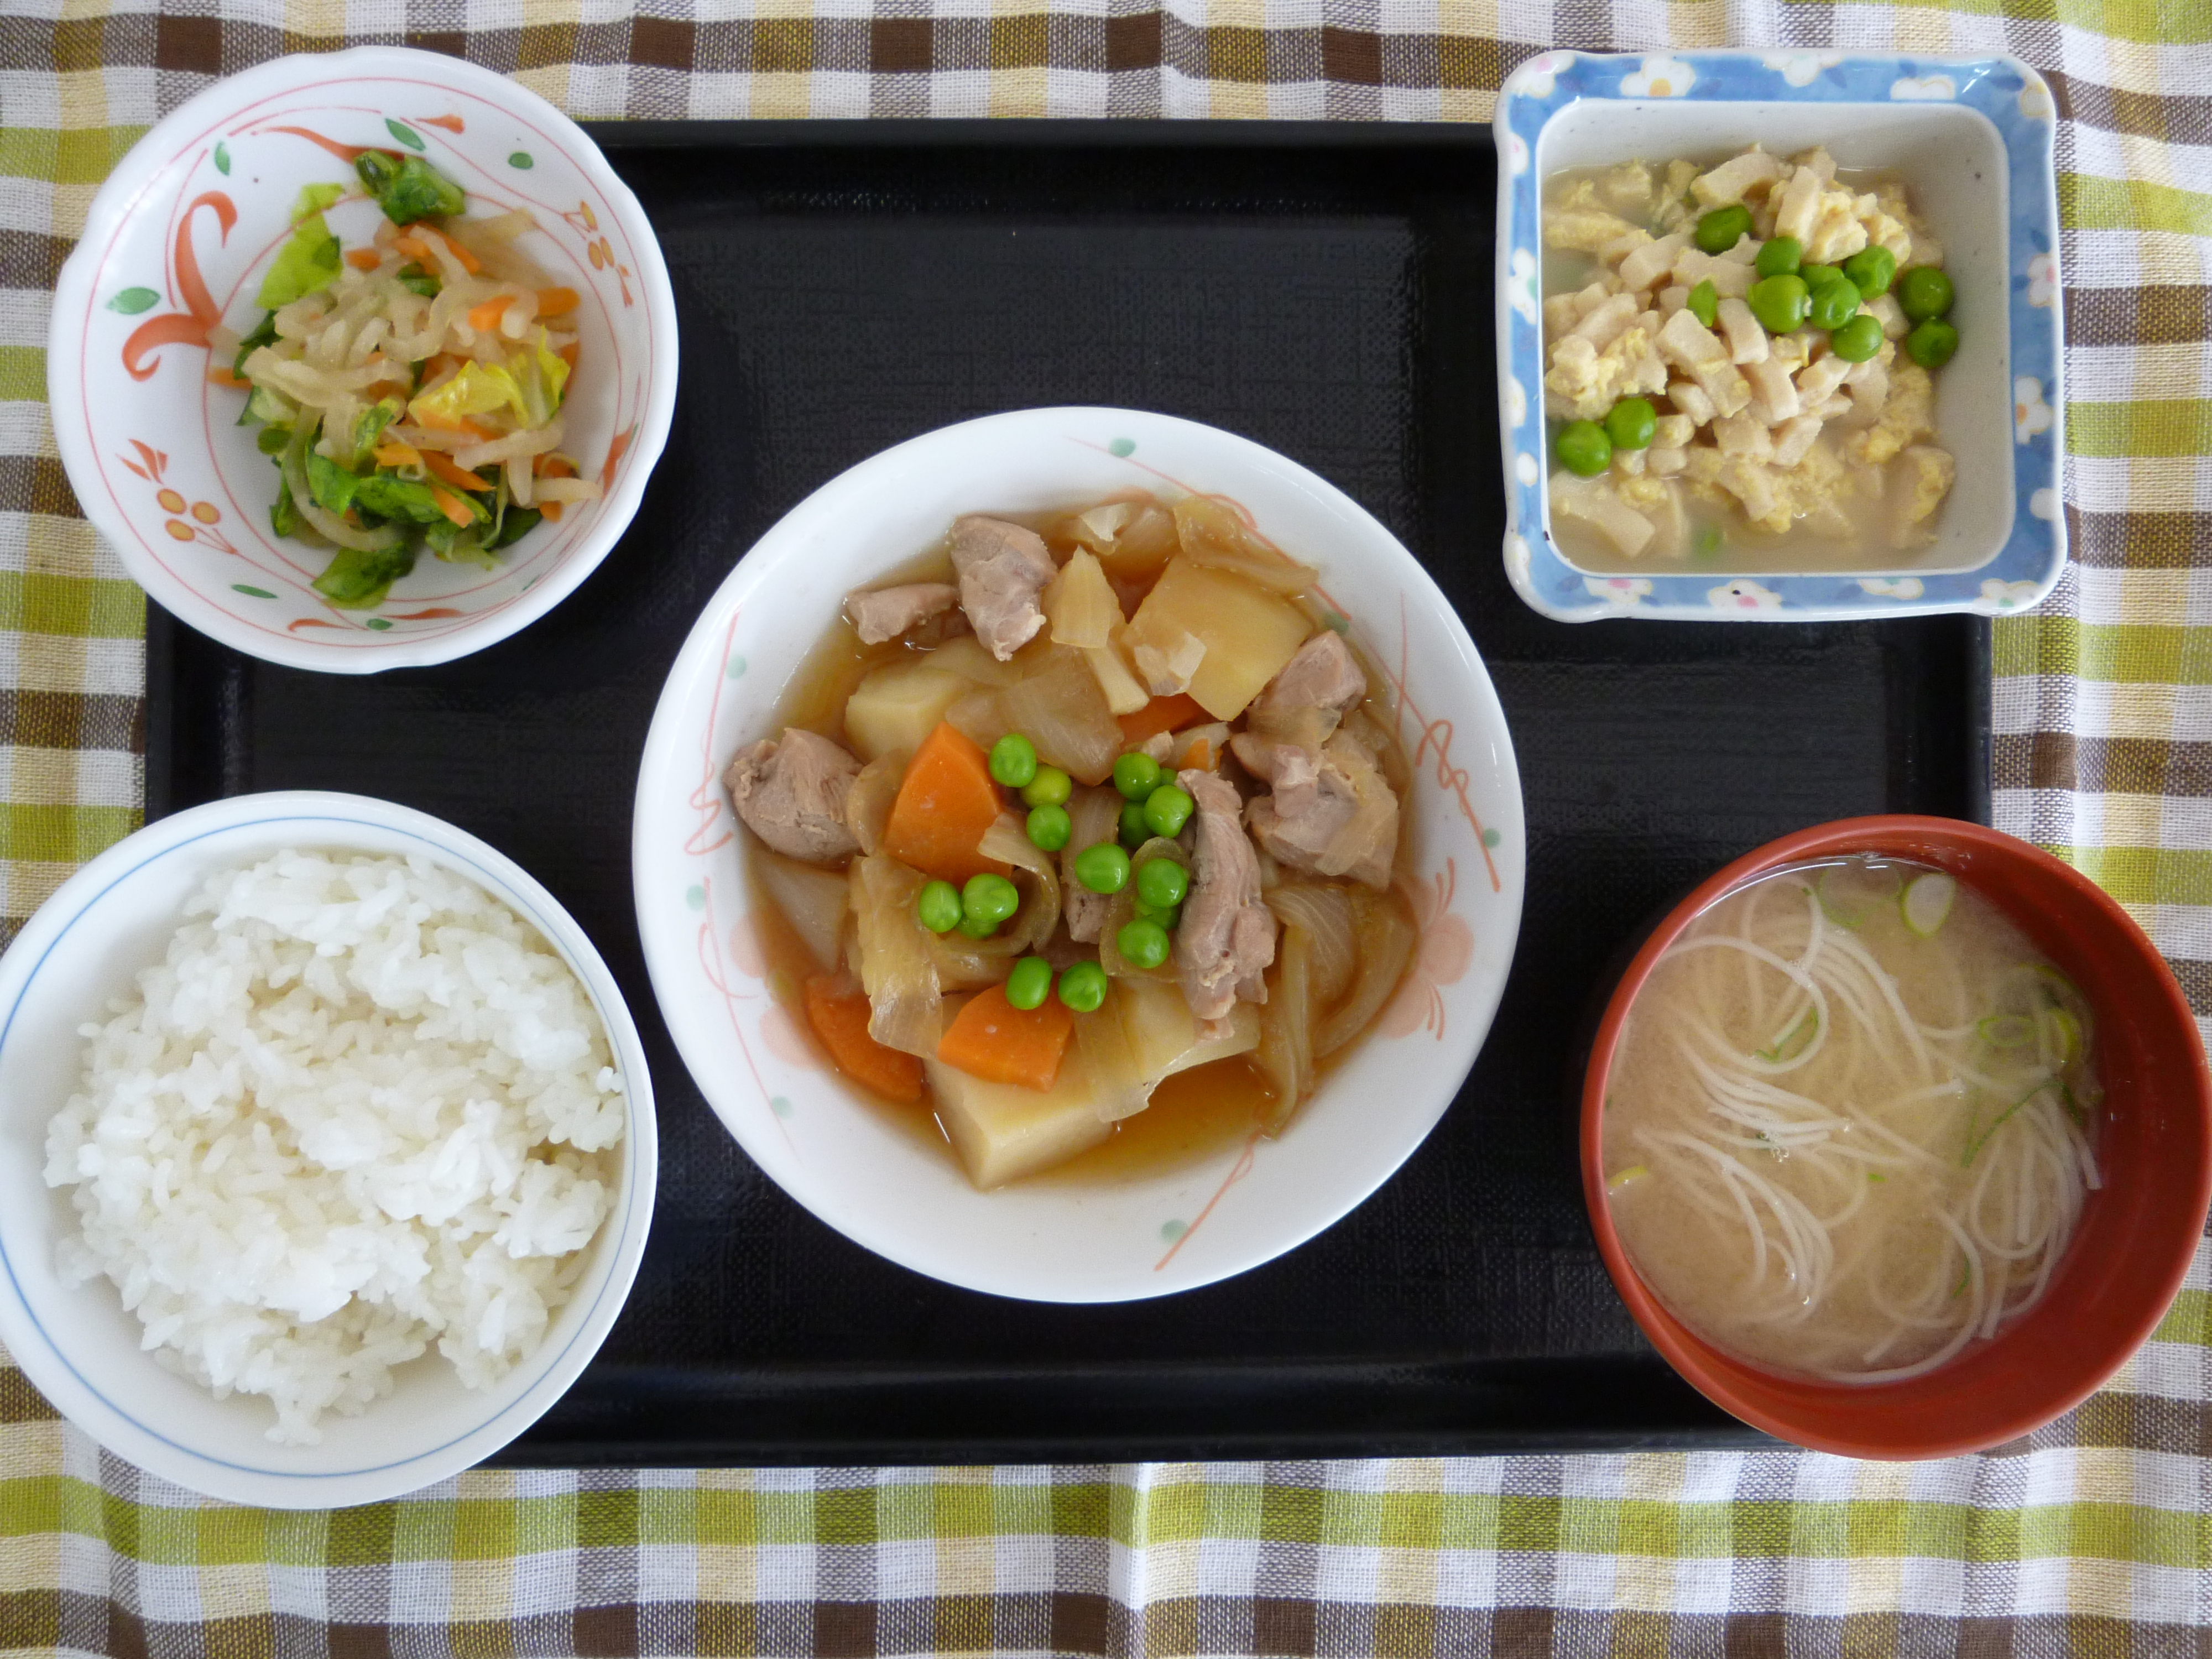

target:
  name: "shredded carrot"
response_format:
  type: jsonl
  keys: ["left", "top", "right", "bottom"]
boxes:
{"left": 1179, "top": 737, "right": 1213, "bottom": 771}
{"left": 419, "top": 352, "right": 465, "bottom": 385}
{"left": 398, "top": 222, "right": 481, "bottom": 274}
{"left": 1117, "top": 693, "right": 1205, "bottom": 747}
{"left": 937, "top": 985, "right": 1073, "bottom": 1092}
{"left": 881, "top": 723, "right": 1010, "bottom": 886}
{"left": 373, "top": 441, "right": 423, "bottom": 468}
{"left": 427, "top": 485, "right": 476, "bottom": 529}
{"left": 466, "top": 296, "right": 509, "bottom": 332}
{"left": 424, "top": 451, "right": 492, "bottom": 492}
{"left": 541, "top": 502, "right": 564, "bottom": 521}
{"left": 535, "top": 453, "right": 576, "bottom": 478}
{"left": 556, "top": 342, "right": 580, "bottom": 369}
{"left": 345, "top": 248, "right": 383, "bottom": 271}
{"left": 410, "top": 409, "right": 495, "bottom": 439}
{"left": 204, "top": 366, "right": 251, "bottom": 389}
{"left": 536, "top": 286, "right": 580, "bottom": 318}
{"left": 805, "top": 976, "right": 925, "bottom": 1103}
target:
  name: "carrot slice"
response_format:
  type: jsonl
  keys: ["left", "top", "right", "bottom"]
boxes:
{"left": 466, "top": 296, "right": 509, "bottom": 332}
{"left": 345, "top": 248, "right": 383, "bottom": 271}
{"left": 537, "top": 286, "right": 580, "bottom": 317}
{"left": 541, "top": 502, "right": 564, "bottom": 522}
{"left": 410, "top": 409, "right": 494, "bottom": 439}
{"left": 373, "top": 441, "right": 423, "bottom": 468}
{"left": 936, "top": 984, "right": 1072, "bottom": 1092}
{"left": 400, "top": 222, "right": 481, "bottom": 274}
{"left": 805, "top": 976, "right": 924, "bottom": 1103}
{"left": 427, "top": 485, "right": 476, "bottom": 528}
{"left": 535, "top": 453, "right": 576, "bottom": 478}
{"left": 880, "top": 722, "right": 1010, "bottom": 885}
{"left": 556, "top": 342, "right": 580, "bottom": 369}
{"left": 1117, "top": 692, "right": 1205, "bottom": 747}
{"left": 424, "top": 451, "right": 492, "bottom": 492}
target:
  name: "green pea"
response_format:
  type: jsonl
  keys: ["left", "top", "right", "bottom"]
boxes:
{"left": 1900, "top": 265, "right": 1954, "bottom": 322}
{"left": 1115, "top": 918, "right": 1172, "bottom": 972}
{"left": 1806, "top": 274, "right": 1861, "bottom": 332}
{"left": 1694, "top": 204, "right": 1752, "bottom": 255}
{"left": 1754, "top": 236, "right": 1802, "bottom": 279}
{"left": 916, "top": 879, "right": 963, "bottom": 934}
{"left": 1142, "top": 783, "right": 1195, "bottom": 838}
{"left": 1801, "top": 263, "right": 1843, "bottom": 289}
{"left": 1120, "top": 800, "right": 1151, "bottom": 848}
{"left": 1747, "top": 274, "right": 1810, "bottom": 335}
{"left": 1686, "top": 279, "right": 1718, "bottom": 328}
{"left": 1026, "top": 803, "right": 1071, "bottom": 852}
{"left": 1113, "top": 751, "right": 1162, "bottom": 801}
{"left": 988, "top": 732, "right": 1038, "bottom": 789}
{"left": 1829, "top": 314, "right": 1885, "bottom": 363}
{"left": 1005, "top": 956, "right": 1053, "bottom": 1010}
{"left": 1135, "top": 901, "right": 1181, "bottom": 931}
{"left": 1135, "top": 857, "right": 1189, "bottom": 910}
{"left": 957, "top": 912, "right": 998, "bottom": 940}
{"left": 1554, "top": 420, "right": 1611, "bottom": 478}
{"left": 1906, "top": 318, "right": 1958, "bottom": 369}
{"left": 962, "top": 873, "right": 1021, "bottom": 932}
{"left": 1604, "top": 397, "right": 1656, "bottom": 451}
{"left": 1020, "top": 765, "right": 1072, "bottom": 808}
{"left": 1073, "top": 842, "right": 1131, "bottom": 895}
{"left": 1842, "top": 246, "right": 1896, "bottom": 299}
{"left": 1057, "top": 960, "right": 1108, "bottom": 1013}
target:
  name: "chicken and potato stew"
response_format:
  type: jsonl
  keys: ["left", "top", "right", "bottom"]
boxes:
{"left": 1542, "top": 147, "right": 1959, "bottom": 572}
{"left": 727, "top": 495, "right": 1420, "bottom": 1189}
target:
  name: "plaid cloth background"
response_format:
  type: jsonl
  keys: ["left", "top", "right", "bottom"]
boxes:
{"left": 4, "top": 0, "right": 2210, "bottom": 1653}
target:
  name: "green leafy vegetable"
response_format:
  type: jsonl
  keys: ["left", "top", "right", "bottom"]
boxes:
{"left": 354, "top": 472, "right": 467, "bottom": 526}
{"left": 398, "top": 271, "right": 440, "bottom": 298}
{"left": 244, "top": 384, "right": 295, "bottom": 427}
{"left": 255, "top": 216, "right": 341, "bottom": 309}
{"left": 233, "top": 311, "right": 278, "bottom": 378}
{"left": 255, "top": 424, "right": 291, "bottom": 456}
{"left": 313, "top": 542, "right": 418, "bottom": 608}
{"left": 341, "top": 397, "right": 406, "bottom": 469}
{"left": 353, "top": 150, "right": 466, "bottom": 224}
{"left": 489, "top": 505, "right": 541, "bottom": 550}
{"left": 304, "top": 451, "right": 359, "bottom": 515}
{"left": 270, "top": 474, "right": 304, "bottom": 539}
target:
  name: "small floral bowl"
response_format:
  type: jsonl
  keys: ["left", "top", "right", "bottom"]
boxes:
{"left": 1494, "top": 51, "right": 2064, "bottom": 623}
{"left": 633, "top": 408, "right": 1526, "bottom": 1303}
{"left": 47, "top": 47, "right": 677, "bottom": 673}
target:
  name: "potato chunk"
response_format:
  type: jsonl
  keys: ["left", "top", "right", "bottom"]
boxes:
{"left": 1125, "top": 559, "right": 1312, "bottom": 723}
{"left": 843, "top": 661, "right": 969, "bottom": 764}
{"left": 927, "top": 1053, "right": 1110, "bottom": 1188}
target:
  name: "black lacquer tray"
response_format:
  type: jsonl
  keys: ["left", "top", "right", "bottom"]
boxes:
{"left": 144, "top": 121, "right": 1991, "bottom": 1464}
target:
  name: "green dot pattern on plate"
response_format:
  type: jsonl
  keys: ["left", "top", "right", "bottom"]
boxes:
{"left": 770, "top": 1095, "right": 792, "bottom": 1117}
{"left": 230, "top": 584, "right": 276, "bottom": 599}
{"left": 1482, "top": 827, "right": 1503, "bottom": 849}
{"left": 364, "top": 618, "right": 393, "bottom": 631}
{"left": 106, "top": 287, "right": 158, "bottom": 315}
{"left": 685, "top": 885, "right": 706, "bottom": 913}
{"left": 214, "top": 142, "right": 231, "bottom": 175}
{"left": 726, "top": 654, "right": 748, "bottom": 679}
{"left": 386, "top": 118, "right": 425, "bottom": 150}
{"left": 1160, "top": 1219, "right": 1187, "bottom": 1241}
{"left": 1108, "top": 438, "right": 1135, "bottom": 457}
{"left": 509, "top": 151, "right": 534, "bottom": 169}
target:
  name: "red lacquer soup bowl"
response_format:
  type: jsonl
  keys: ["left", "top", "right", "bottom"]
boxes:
{"left": 1582, "top": 816, "right": 2211, "bottom": 1459}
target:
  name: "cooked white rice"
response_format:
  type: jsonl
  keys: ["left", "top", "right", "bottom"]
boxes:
{"left": 44, "top": 849, "right": 625, "bottom": 1444}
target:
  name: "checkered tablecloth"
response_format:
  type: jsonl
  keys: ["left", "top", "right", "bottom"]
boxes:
{"left": 4, "top": 2, "right": 2210, "bottom": 1653}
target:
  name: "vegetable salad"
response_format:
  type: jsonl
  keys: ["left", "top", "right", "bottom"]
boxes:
{"left": 233, "top": 150, "right": 600, "bottom": 608}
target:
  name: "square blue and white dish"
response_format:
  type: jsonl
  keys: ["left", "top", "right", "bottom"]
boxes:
{"left": 1493, "top": 51, "right": 2064, "bottom": 623}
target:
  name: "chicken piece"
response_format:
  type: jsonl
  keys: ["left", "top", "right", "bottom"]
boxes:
{"left": 1250, "top": 630, "right": 1366, "bottom": 726}
{"left": 844, "top": 582, "right": 963, "bottom": 645}
{"left": 1600, "top": 160, "right": 1656, "bottom": 216}
{"left": 1571, "top": 281, "right": 1614, "bottom": 319}
{"left": 1615, "top": 475, "right": 1688, "bottom": 559}
{"left": 1658, "top": 284, "right": 1689, "bottom": 316}
{"left": 1668, "top": 379, "right": 1717, "bottom": 426}
{"left": 1672, "top": 247, "right": 1754, "bottom": 299}
{"left": 1647, "top": 446, "right": 1688, "bottom": 477}
{"left": 1714, "top": 413, "right": 1775, "bottom": 461}
{"left": 1715, "top": 456, "right": 1786, "bottom": 531}
{"left": 1619, "top": 233, "right": 1688, "bottom": 294}
{"left": 1794, "top": 354, "right": 1853, "bottom": 408}
{"left": 1569, "top": 293, "right": 1641, "bottom": 350}
{"left": 726, "top": 728, "right": 862, "bottom": 864}
{"left": 1770, "top": 168, "right": 1825, "bottom": 244}
{"left": 1841, "top": 356, "right": 1891, "bottom": 426}
{"left": 1543, "top": 293, "right": 1581, "bottom": 337}
{"left": 1715, "top": 297, "right": 1770, "bottom": 366}
{"left": 1867, "top": 293, "right": 1910, "bottom": 341}
{"left": 1550, "top": 471, "right": 1656, "bottom": 558}
{"left": 1845, "top": 361, "right": 1935, "bottom": 465}
{"left": 1744, "top": 358, "right": 1802, "bottom": 425}
{"left": 1889, "top": 445, "right": 1956, "bottom": 547}
{"left": 949, "top": 515, "right": 1056, "bottom": 660}
{"left": 1600, "top": 228, "right": 1655, "bottom": 267}
{"left": 1544, "top": 329, "right": 1668, "bottom": 422}
{"left": 1793, "top": 147, "right": 1838, "bottom": 185}
{"left": 1657, "top": 310, "right": 1751, "bottom": 419}
{"left": 1234, "top": 734, "right": 1399, "bottom": 890}
{"left": 1771, "top": 413, "right": 1825, "bottom": 469}
{"left": 1693, "top": 149, "right": 1785, "bottom": 207}
{"left": 1175, "top": 769, "right": 1277, "bottom": 1020}
{"left": 1547, "top": 207, "right": 1640, "bottom": 254}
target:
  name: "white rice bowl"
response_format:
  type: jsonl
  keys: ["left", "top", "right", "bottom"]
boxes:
{"left": 43, "top": 849, "right": 625, "bottom": 1444}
